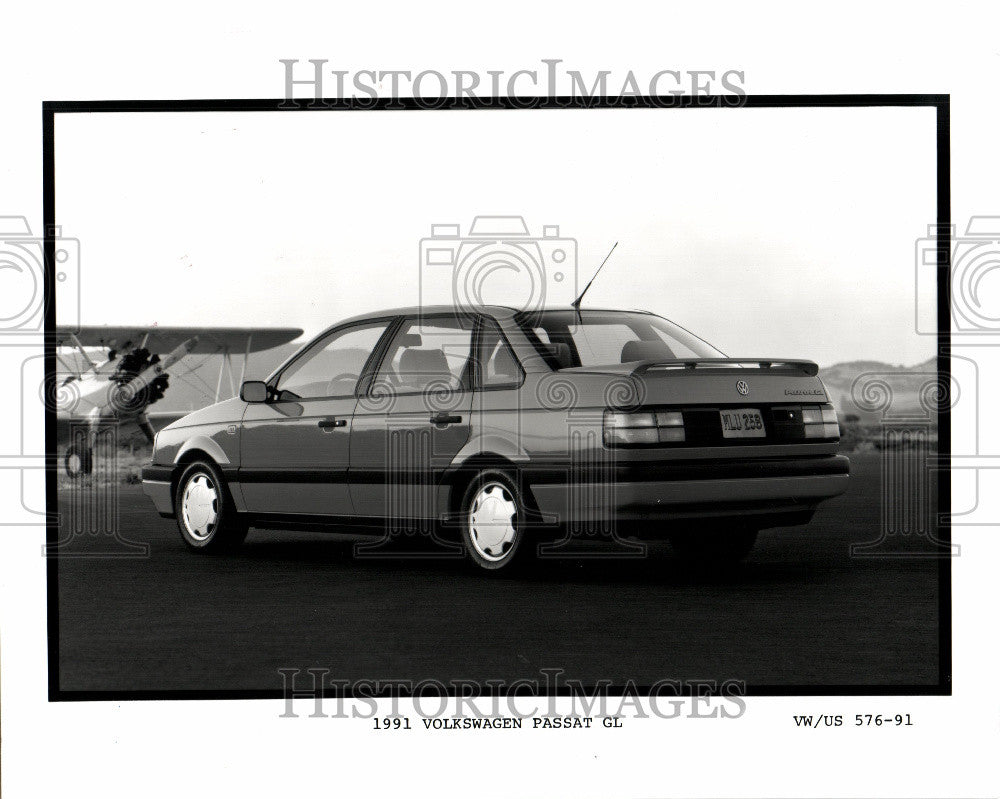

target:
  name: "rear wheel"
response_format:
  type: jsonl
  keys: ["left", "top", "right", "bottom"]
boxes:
{"left": 459, "top": 470, "right": 527, "bottom": 571}
{"left": 174, "top": 460, "right": 248, "bottom": 552}
{"left": 669, "top": 527, "right": 758, "bottom": 562}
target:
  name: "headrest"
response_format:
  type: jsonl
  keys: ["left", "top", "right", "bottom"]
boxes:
{"left": 399, "top": 348, "right": 451, "bottom": 379}
{"left": 546, "top": 342, "right": 573, "bottom": 369}
{"left": 621, "top": 339, "right": 674, "bottom": 363}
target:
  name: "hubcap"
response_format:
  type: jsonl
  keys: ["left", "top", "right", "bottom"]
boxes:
{"left": 468, "top": 482, "right": 518, "bottom": 562}
{"left": 182, "top": 473, "right": 219, "bottom": 541}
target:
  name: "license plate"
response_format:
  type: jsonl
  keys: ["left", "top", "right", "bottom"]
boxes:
{"left": 720, "top": 408, "right": 766, "bottom": 438}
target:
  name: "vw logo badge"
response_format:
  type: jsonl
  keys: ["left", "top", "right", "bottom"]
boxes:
{"left": 736, "top": 380, "right": 749, "bottom": 396}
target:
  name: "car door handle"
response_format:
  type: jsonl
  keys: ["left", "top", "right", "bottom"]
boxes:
{"left": 430, "top": 413, "right": 462, "bottom": 425}
{"left": 317, "top": 417, "right": 347, "bottom": 430}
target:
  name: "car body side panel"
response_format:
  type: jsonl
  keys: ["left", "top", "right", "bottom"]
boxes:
{"left": 150, "top": 397, "right": 244, "bottom": 466}
{"left": 144, "top": 399, "right": 247, "bottom": 514}
{"left": 529, "top": 457, "right": 850, "bottom": 524}
{"left": 462, "top": 387, "right": 534, "bottom": 463}
{"left": 176, "top": 434, "right": 234, "bottom": 466}
{"left": 240, "top": 396, "right": 357, "bottom": 515}
{"left": 349, "top": 391, "right": 474, "bottom": 518}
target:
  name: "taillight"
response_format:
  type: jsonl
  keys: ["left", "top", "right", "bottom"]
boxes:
{"left": 802, "top": 403, "right": 840, "bottom": 439}
{"left": 603, "top": 410, "right": 685, "bottom": 447}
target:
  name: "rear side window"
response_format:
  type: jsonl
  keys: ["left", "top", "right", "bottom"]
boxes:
{"left": 376, "top": 317, "right": 475, "bottom": 393}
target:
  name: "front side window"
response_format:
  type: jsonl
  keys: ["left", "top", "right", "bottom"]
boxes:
{"left": 276, "top": 322, "right": 390, "bottom": 399}
{"left": 516, "top": 310, "right": 723, "bottom": 369}
{"left": 375, "top": 317, "right": 474, "bottom": 394}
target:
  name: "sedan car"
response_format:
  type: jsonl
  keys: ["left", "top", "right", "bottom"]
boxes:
{"left": 142, "top": 305, "right": 849, "bottom": 570}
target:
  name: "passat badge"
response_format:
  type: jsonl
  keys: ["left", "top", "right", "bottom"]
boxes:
{"left": 736, "top": 380, "right": 749, "bottom": 396}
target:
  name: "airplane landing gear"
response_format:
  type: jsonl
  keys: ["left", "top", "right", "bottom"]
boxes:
{"left": 64, "top": 443, "right": 94, "bottom": 478}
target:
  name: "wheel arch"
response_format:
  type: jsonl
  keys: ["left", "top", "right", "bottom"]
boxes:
{"left": 439, "top": 450, "right": 540, "bottom": 521}
{"left": 170, "top": 445, "right": 228, "bottom": 504}
{"left": 175, "top": 435, "right": 231, "bottom": 467}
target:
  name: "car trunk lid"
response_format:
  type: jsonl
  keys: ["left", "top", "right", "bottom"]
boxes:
{"left": 560, "top": 358, "right": 828, "bottom": 405}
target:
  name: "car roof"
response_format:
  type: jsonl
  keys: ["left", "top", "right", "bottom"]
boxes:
{"left": 332, "top": 305, "right": 656, "bottom": 327}
{"left": 331, "top": 304, "right": 519, "bottom": 327}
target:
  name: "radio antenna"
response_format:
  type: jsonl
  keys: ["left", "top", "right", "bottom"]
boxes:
{"left": 572, "top": 241, "right": 618, "bottom": 313}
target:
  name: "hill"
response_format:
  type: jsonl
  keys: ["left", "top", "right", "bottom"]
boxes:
{"left": 819, "top": 356, "right": 939, "bottom": 424}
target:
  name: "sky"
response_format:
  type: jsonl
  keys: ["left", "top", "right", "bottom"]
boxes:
{"left": 55, "top": 105, "right": 938, "bottom": 367}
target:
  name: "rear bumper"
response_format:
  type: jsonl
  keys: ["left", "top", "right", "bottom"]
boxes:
{"left": 527, "top": 455, "right": 850, "bottom": 524}
{"left": 141, "top": 465, "right": 174, "bottom": 517}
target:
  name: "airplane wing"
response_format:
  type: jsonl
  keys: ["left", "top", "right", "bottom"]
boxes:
{"left": 55, "top": 326, "right": 303, "bottom": 354}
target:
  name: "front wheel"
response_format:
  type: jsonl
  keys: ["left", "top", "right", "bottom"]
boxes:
{"left": 459, "top": 470, "right": 527, "bottom": 571}
{"left": 669, "top": 528, "right": 758, "bottom": 562}
{"left": 174, "top": 460, "right": 248, "bottom": 553}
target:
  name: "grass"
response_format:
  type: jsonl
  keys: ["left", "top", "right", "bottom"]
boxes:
{"left": 837, "top": 421, "right": 938, "bottom": 453}
{"left": 57, "top": 444, "right": 152, "bottom": 490}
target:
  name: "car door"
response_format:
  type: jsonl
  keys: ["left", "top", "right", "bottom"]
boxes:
{"left": 349, "top": 313, "right": 475, "bottom": 523}
{"left": 239, "top": 319, "right": 394, "bottom": 517}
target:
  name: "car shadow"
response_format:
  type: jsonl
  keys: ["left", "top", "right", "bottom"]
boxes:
{"left": 234, "top": 532, "right": 802, "bottom": 590}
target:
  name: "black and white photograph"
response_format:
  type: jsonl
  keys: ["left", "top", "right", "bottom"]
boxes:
{"left": 2, "top": 3, "right": 999, "bottom": 798}
{"left": 47, "top": 100, "right": 948, "bottom": 696}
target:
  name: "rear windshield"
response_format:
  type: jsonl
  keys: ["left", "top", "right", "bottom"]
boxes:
{"left": 515, "top": 310, "right": 723, "bottom": 369}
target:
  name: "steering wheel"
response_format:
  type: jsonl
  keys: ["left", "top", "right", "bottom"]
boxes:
{"left": 325, "top": 372, "right": 362, "bottom": 395}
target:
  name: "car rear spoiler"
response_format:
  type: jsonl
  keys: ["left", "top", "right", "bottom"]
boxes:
{"left": 630, "top": 358, "right": 820, "bottom": 377}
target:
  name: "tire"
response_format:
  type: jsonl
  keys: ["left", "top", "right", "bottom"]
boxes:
{"left": 458, "top": 469, "right": 528, "bottom": 571}
{"left": 669, "top": 527, "right": 758, "bottom": 562}
{"left": 64, "top": 444, "right": 93, "bottom": 478}
{"left": 174, "top": 460, "right": 248, "bottom": 553}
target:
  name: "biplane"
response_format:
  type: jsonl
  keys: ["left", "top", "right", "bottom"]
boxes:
{"left": 54, "top": 325, "right": 302, "bottom": 477}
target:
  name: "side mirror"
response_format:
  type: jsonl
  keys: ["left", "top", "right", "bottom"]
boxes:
{"left": 240, "top": 380, "right": 268, "bottom": 403}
